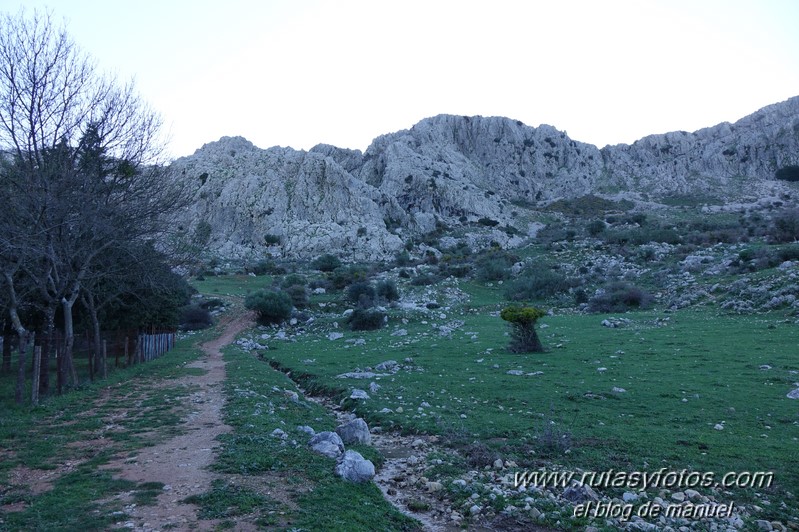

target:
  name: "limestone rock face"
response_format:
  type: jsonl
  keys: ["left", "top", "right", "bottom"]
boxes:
{"left": 600, "top": 96, "right": 799, "bottom": 196}
{"left": 171, "top": 136, "right": 404, "bottom": 261}
{"left": 171, "top": 97, "right": 799, "bottom": 260}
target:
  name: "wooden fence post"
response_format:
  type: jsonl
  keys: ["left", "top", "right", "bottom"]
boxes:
{"left": 31, "top": 345, "right": 41, "bottom": 406}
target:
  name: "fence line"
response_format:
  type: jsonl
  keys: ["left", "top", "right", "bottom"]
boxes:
{"left": 136, "top": 331, "right": 177, "bottom": 362}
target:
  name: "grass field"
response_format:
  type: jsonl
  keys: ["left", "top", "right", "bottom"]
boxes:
{"left": 246, "top": 280, "right": 799, "bottom": 527}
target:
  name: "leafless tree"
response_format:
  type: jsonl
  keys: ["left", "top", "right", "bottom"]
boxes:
{"left": 0, "top": 9, "right": 188, "bottom": 400}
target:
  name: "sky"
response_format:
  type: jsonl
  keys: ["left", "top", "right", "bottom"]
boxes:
{"left": 2, "top": 0, "right": 798, "bottom": 160}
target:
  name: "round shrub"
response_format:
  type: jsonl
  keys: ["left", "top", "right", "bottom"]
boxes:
{"left": 347, "top": 281, "right": 376, "bottom": 308}
{"left": 245, "top": 289, "right": 292, "bottom": 325}
{"left": 312, "top": 253, "right": 341, "bottom": 272}
{"left": 587, "top": 219, "right": 606, "bottom": 236}
{"left": 775, "top": 165, "right": 799, "bottom": 182}
{"left": 179, "top": 304, "right": 213, "bottom": 331}
{"left": 281, "top": 273, "right": 306, "bottom": 289}
{"left": 505, "top": 265, "right": 572, "bottom": 301}
{"left": 285, "top": 284, "right": 309, "bottom": 309}
{"left": 587, "top": 282, "right": 652, "bottom": 313}
{"left": 376, "top": 280, "right": 399, "bottom": 303}
{"left": 348, "top": 308, "right": 385, "bottom": 331}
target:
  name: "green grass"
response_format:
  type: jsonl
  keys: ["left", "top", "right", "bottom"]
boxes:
{"left": 259, "top": 306, "right": 799, "bottom": 524}
{"left": 192, "top": 340, "right": 420, "bottom": 531}
{"left": 0, "top": 327, "right": 218, "bottom": 530}
{"left": 192, "top": 273, "right": 275, "bottom": 296}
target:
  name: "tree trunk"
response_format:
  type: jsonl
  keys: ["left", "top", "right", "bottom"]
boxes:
{"left": 85, "top": 293, "right": 105, "bottom": 379}
{"left": 62, "top": 296, "right": 79, "bottom": 388}
{"left": 2, "top": 321, "right": 12, "bottom": 373}
{"left": 42, "top": 302, "right": 56, "bottom": 396}
{"left": 14, "top": 334, "right": 27, "bottom": 405}
{"left": 31, "top": 345, "right": 42, "bottom": 405}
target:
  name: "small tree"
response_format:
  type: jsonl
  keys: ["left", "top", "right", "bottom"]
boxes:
{"left": 244, "top": 290, "right": 292, "bottom": 325}
{"left": 500, "top": 305, "right": 546, "bottom": 353}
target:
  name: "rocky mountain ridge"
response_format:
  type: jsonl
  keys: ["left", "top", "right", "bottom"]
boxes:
{"left": 171, "top": 96, "right": 799, "bottom": 260}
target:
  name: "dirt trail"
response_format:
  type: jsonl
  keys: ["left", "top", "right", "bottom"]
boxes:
{"left": 103, "top": 310, "right": 254, "bottom": 531}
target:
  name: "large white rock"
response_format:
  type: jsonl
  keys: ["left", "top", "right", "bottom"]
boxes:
{"left": 336, "top": 418, "right": 371, "bottom": 445}
{"left": 335, "top": 450, "right": 375, "bottom": 483}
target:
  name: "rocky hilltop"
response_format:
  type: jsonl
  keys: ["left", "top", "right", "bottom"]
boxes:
{"left": 171, "top": 96, "right": 799, "bottom": 259}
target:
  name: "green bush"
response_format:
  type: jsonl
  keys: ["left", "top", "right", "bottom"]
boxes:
{"left": 178, "top": 304, "right": 213, "bottom": 331}
{"left": 394, "top": 250, "right": 412, "bottom": 267}
{"left": 376, "top": 280, "right": 399, "bottom": 303}
{"left": 284, "top": 284, "right": 309, "bottom": 309}
{"left": 348, "top": 308, "right": 385, "bottom": 331}
{"left": 244, "top": 290, "right": 292, "bottom": 325}
{"left": 411, "top": 273, "right": 439, "bottom": 286}
{"left": 264, "top": 233, "right": 281, "bottom": 245}
{"left": 347, "top": 281, "right": 376, "bottom": 308}
{"left": 312, "top": 253, "right": 341, "bottom": 272}
{"left": 281, "top": 273, "right": 306, "bottom": 289}
{"left": 587, "top": 282, "right": 652, "bottom": 313}
{"left": 475, "top": 250, "right": 516, "bottom": 282}
{"left": 586, "top": 220, "right": 606, "bottom": 236}
{"left": 775, "top": 165, "right": 799, "bottom": 182}
{"left": 500, "top": 305, "right": 546, "bottom": 353}
{"left": 505, "top": 265, "right": 572, "bottom": 301}
{"left": 330, "top": 264, "right": 369, "bottom": 289}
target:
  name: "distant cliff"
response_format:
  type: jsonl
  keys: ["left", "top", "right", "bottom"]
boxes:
{"left": 170, "top": 96, "right": 799, "bottom": 259}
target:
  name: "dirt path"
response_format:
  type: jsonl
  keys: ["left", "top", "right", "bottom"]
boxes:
{"left": 103, "top": 310, "right": 254, "bottom": 531}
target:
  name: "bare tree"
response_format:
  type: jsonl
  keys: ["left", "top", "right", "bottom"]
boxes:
{"left": 0, "top": 9, "right": 187, "bottom": 400}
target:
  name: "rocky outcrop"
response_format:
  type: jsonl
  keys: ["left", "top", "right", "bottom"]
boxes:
{"left": 171, "top": 136, "right": 404, "bottom": 261}
{"left": 600, "top": 96, "right": 799, "bottom": 196}
{"left": 171, "top": 96, "right": 799, "bottom": 260}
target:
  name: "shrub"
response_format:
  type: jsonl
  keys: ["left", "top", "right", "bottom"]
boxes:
{"left": 348, "top": 308, "right": 385, "bottom": 331}
{"left": 347, "top": 281, "right": 376, "bottom": 308}
{"left": 178, "top": 304, "right": 213, "bottom": 331}
{"left": 281, "top": 273, "right": 306, "bottom": 289}
{"left": 411, "top": 273, "right": 439, "bottom": 286}
{"left": 586, "top": 220, "right": 605, "bottom": 236}
{"left": 330, "top": 264, "right": 369, "bottom": 289}
{"left": 394, "top": 250, "right": 412, "bottom": 267}
{"left": 312, "top": 253, "right": 341, "bottom": 272}
{"left": 376, "top": 280, "right": 399, "bottom": 303}
{"left": 264, "top": 233, "right": 281, "bottom": 245}
{"left": 500, "top": 305, "right": 546, "bottom": 353}
{"left": 771, "top": 209, "right": 799, "bottom": 243}
{"left": 244, "top": 290, "right": 292, "bottom": 325}
{"left": 477, "top": 252, "right": 513, "bottom": 283}
{"left": 587, "top": 282, "right": 652, "bottom": 313}
{"left": 775, "top": 165, "right": 799, "bottom": 182}
{"left": 505, "top": 265, "right": 572, "bottom": 301}
{"left": 284, "top": 284, "right": 309, "bottom": 309}
{"left": 250, "top": 259, "right": 285, "bottom": 276}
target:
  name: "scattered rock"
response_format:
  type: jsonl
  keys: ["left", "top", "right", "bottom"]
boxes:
{"left": 296, "top": 425, "right": 315, "bottom": 436}
{"left": 309, "top": 431, "right": 344, "bottom": 458}
{"left": 350, "top": 389, "right": 370, "bottom": 400}
{"left": 335, "top": 450, "right": 375, "bottom": 483}
{"left": 375, "top": 360, "right": 400, "bottom": 372}
{"left": 561, "top": 483, "right": 599, "bottom": 503}
{"left": 787, "top": 388, "right": 799, "bottom": 399}
{"left": 328, "top": 332, "right": 344, "bottom": 341}
{"left": 612, "top": 387, "right": 627, "bottom": 393}
{"left": 271, "top": 428, "right": 288, "bottom": 440}
{"left": 336, "top": 418, "right": 372, "bottom": 445}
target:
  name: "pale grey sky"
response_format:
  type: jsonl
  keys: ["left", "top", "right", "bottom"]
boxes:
{"left": 3, "top": 0, "right": 798, "bottom": 159}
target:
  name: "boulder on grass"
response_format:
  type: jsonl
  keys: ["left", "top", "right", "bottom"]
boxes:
{"left": 335, "top": 450, "right": 375, "bottom": 483}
